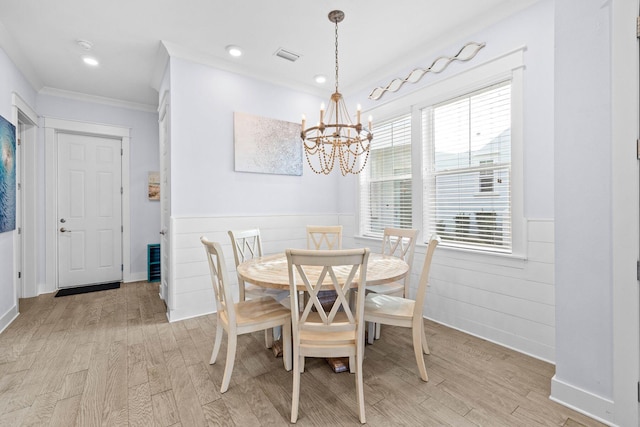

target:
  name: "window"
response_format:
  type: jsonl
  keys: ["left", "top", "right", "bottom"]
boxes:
{"left": 423, "top": 82, "right": 512, "bottom": 252}
{"left": 359, "top": 114, "right": 412, "bottom": 236}
{"left": 357, "top": 47, "right": 524, "bottom": 256}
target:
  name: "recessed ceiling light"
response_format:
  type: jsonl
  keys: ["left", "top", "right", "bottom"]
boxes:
{"left": 81, "top": 55, "right": 99, "bottom": 67}
{"left": 314, "top": 75, "right": 327, "bottom": 84}
{"left": 77, "top": 39, "right": 93, "bottom": 50}
{"left": 226, "top": 45, "right": 242, "bottom": 57}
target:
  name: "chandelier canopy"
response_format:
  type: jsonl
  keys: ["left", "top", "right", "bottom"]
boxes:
{"left": 301, "top": 10, "right": 373, "bottom": 176}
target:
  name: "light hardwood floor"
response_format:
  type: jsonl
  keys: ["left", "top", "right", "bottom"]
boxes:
{"left": 0, "top": 281, "right": 605, "bottom": 426}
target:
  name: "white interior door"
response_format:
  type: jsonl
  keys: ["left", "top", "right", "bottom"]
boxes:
{"left": 158, "top": 94, "right": 171, "bottom": 306}
{"left": 57, "top": 132, "right": 122, "bottom": 288}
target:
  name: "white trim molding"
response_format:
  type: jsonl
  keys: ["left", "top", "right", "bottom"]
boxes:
{"left": 551, "top": 376, "right": 615, "bottom": 426}
{"left": 0, "top": 305, "right": 19, "bottom": 335}
{"left": 43, "top": 117, "right": 132, "bottom": 293}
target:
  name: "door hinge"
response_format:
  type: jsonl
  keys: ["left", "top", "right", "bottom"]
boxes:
{"left": 17, "top": 182, "right": 21, "bottom": 191}
{"left": 17, "top": 227, "right": 21, "bottom": 235}
{"left": 120, "top": 187, "right": 123, "bottom": 194}
{"left": 121, "top": 225, "right": 123, "bottom": 232}
{"left": 637, "top": 261, "right": 640, "bottom": 281}
{"left": 637, "top": 139, "right": 640, "bottom": 159}
{"left": 637, "top": 381, "right": 640, "bottom": 402}
{"left": 121, "top": 264, "right": 123, "bottom": 272}
{"left": 121, "top": 148, "right": 123, "bottom": 156}
{"left": 18, "top": 272, "right": 21, "bottom": 279}
{"left": 637, "top": 16, "right": 640, "bottom": 38}
{"left": 17, "top": 138, "right": 21, "bottom": 146}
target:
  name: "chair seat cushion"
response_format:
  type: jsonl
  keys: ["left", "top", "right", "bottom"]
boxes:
{"left": 233, "top": 297, "right": 291, "bottom": 327}
{"left": 364, "top": 293, "right": 414, "bottom": 321}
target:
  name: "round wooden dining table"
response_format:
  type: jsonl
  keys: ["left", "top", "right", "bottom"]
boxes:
{"left": 236, "top": 252, "right": 409, "bottom": 291}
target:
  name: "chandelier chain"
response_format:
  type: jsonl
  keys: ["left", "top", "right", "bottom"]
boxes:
{"left": 334, "top": 18, "right": 339, "bottom": 93}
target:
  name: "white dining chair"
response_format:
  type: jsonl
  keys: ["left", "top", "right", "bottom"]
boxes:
{"left": 305, "top": 225, "right": 343, "bottom": 311}
{"left": 306, "top": 225, "right": 343, "bottom": 250}
{"left": 228, "top": 228, "right": 288, "bottom": 348}
{"left": 363, "top": 234, "right": 440, "bottom": 382}
{"left": 201, "top": 236, "right": 292, "bottom": 393}
{"left": 366, "top": 228, "right": 418, "bottom": 340}
{"left": 286, "top": 247, "right": 370, "bottom": 424}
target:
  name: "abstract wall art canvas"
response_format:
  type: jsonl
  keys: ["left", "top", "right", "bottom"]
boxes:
{"left": 234, "top": 112, "right": 302, "bottom": 176}
{"left": 0, "top": 114, "right": 16, "bottom": 233}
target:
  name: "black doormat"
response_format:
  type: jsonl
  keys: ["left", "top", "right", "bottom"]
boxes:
{"left": 55, "top": 281, "right": 120, "bottom": 297}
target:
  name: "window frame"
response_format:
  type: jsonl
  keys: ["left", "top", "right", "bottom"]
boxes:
{"left": 358, "top": 113, "right": 413, "bottom": 237}
{"left": 357, "top": 47, "right": 525, "bottom": 258}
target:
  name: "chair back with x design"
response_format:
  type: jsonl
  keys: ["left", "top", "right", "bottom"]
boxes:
{"left": 285, "top": 247, "right": 370, "bottom": 423}
{"left": 306, "top": 225, "right": 343, "bottom": 250}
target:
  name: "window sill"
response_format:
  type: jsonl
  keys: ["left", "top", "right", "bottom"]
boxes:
{"left": 354, "top": 234, "right": 527, "bottom": 269}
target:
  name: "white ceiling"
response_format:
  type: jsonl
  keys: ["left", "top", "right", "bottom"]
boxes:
{"left": 0, "top": 0, "right": 539, "bottom": 110}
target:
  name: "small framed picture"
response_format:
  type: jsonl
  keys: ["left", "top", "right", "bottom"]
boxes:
{"left": 148, "top": 171, "right": 160, "bottom": 201}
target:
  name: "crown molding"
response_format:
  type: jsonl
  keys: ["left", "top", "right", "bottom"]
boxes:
{"left": 38, "top": 87, "right": 157, "bottom": 113}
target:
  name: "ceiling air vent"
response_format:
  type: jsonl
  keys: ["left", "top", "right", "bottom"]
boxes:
{"left": 274, "top": 48, "right": 301, "bottom": 62}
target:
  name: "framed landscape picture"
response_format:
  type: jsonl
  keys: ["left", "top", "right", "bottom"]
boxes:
{"left": 0, "top": 114, "right": 16, "bottom": 233}
{"left": 148, "top": 171, "right": 160, "bottom": 200}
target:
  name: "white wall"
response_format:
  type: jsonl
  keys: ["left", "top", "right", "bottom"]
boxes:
{"left": 0, "top": 46, "right": 37, "bottom": 332}
{"left": 346, "top": 1, "right": 556, "bottom": 361}
{"left": 36, "top": 95, "right": 160, "bottom": 281}
{"left": 552, "top": 0, "right": 616, "bottom": 422}
{"left": 168, "top": 57, "right": 334, "bottom": 217}
{"left": 164, "top": 57, "right": 339, "bottom": 320}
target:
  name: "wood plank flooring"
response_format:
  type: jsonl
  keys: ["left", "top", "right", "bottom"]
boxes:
{"left": 0, "top": 281, "right": 605, "bottom": 426}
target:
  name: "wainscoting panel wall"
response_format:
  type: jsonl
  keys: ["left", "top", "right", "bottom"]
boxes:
{"left": 351, "top": 217, "right": 555, "bottom": 363}
{"left": 168, "top": 214, "right": 346, "bottom": 321}
{"left": 423, "top": 219, "right": 554, "bottom": 362}
{"left": 170, "top": 214, "right": 555, "bottom": 363}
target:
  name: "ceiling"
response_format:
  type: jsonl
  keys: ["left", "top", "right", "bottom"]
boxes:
{"left": 0, "top": 0, "right": 538, "bottom": 111}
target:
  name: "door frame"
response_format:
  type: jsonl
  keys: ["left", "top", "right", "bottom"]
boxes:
{"left": 44, "top": 117, "right": 131, "bottom": 293}
{"left": 11, "top": 93, "right": 38, "bottom": 299}
{"left": 611, "top": 0, "right": 640, "bottom": 425}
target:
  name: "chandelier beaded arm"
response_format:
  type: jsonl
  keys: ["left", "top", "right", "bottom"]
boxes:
{"left": 300, "top": 10, "right": 373, "bottom": 176}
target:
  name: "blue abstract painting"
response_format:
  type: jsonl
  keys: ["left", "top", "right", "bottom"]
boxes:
{"left": 0, "top": 114, "right": 16, "bottom": 233}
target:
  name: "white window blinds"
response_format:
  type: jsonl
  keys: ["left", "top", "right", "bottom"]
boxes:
{"left": 423, "top": 81, "right": 512, "bottom": 252}
{"left": 359, "top": 114, "right": 412, "bottom": 237}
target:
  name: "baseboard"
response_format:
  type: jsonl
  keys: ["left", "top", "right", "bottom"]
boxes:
{"left": 0, "top": 304, "right": 19, "bottom": 334}
{"left": 550, "top": 375, "right": 615, "bottom": 426}
{"left": 125, "top": 272, "right": 147, "bottom": 283}
{"left": 167, "top": 306, "right": 216, "bottom": 323}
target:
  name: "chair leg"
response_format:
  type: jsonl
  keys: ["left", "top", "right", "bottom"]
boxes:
{"left": 367, "top": 322, "right": 375, "bottom": 345}
{"left": 412, "top": 324, "right": 428, "bottom": 382}
{"left": 264, "top": 329, "right": 273, "bottom": 349}
{"left": 282, "top": 322, "right": 292, "bottom": 371}
{"left": 355, "top": 349, "right": 366, "bottom": 423}
{"left": 421, "top": 321, "right": 430, "bottom": 355}
{"left": 349, "top": 356, "right": 356, "bottom": 374}
{"left": 375, "top": 322, "right": 381, "bottom": 340}
{"left": 220, "top": 333, "right": 237, "bottom": 393}
{"left": 291, "top": 354, "right": 301, "bottom": 423}
{"left": 209, "top": 322, "right": 223, "bottom": 365}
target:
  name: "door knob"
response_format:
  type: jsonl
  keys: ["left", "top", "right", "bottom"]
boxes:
{"left": 60, "top": 227, "right": 69, "bottom": 233}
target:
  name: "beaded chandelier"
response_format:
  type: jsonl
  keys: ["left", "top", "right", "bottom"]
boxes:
{"left": 301, "top": 10, "right": 373, "bottom": 176}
